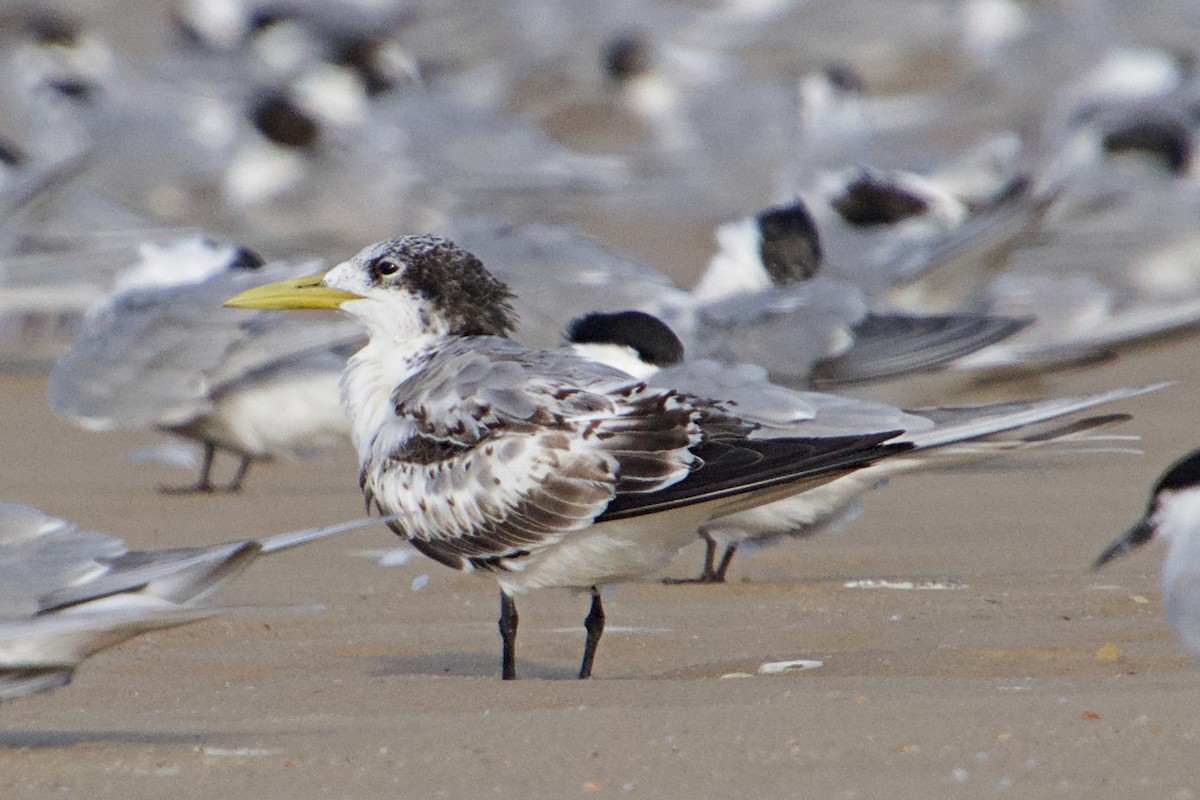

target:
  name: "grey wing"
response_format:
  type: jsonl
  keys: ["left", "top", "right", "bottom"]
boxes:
{"left": 206, "top": 312, "right": 364, "bottom": 392}
{"left": 369, "top": 341, "right": 701, "bottom": 569}
{"left": 36, "top": 516, "right": 394, "bottom": 613}
{"left": 651, "top": 359, "right": 930, "bottom": 437}
{"left": 952, "top": 186, "right": 1200, "bottom": 375}
{"left": 693, "top": 279, "right": 868, "bottom": 384}
{"left": 810, "top": 311, "right": 1030, "bottom": 386}
{"left": 34, "top": 542, "right": 261, "bottom": 613}
{"left": 48, "top": 261, "right": 356, "bottom": 430}
{"left": 902, "top": 383, "right": 1168, "bottom": 449}
{"left": 0, "top": 503, "right": 126, "bottom": 617}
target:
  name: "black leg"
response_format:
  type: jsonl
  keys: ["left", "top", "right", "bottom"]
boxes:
{"left": 662, "top": 532, "right": 722, "bottom": 584}
{"left": 578, "top": 586, "right": 605, "bottom": 680}
{"left": 712, "top": 543, "right": 739, "bottom": 583}
{"left": 160, "top": 442, "right": 217, "bottom": 494}
{"left": 227, "top": 455, "right": 253, "bottom": 492}
{"left": 196, "top": 441, "right": 216, "bottom": 491}
{"left": 499, "top": 592, "right": 518, "bottom": 680}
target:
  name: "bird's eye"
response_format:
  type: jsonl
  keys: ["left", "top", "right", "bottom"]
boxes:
{"left": 374, "top": 258, "right": 401, "bottom": 277}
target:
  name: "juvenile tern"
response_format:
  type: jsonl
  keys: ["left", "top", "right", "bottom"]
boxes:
{"left": 1094, "top": 449, "right": 1200, "bottom": 662}
{"left": 226, "top": 234, "right": 913, "bottom": 679}
{"left": 49, "top": 237, "right": 363, "bottom": 492}
{"left": 568, "top": 310, "right": 1161, "bottom": 582}
{"left": 0, "top": 501, "right": 390, "bottom": 699}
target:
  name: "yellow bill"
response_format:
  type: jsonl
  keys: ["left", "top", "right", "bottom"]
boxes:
{"left": 224, "top": 274, "right": 361, "bottom": 310}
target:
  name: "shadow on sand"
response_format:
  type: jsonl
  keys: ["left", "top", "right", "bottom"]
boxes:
{"left": 371, "top": 652, "right": 579, "bottom": 680}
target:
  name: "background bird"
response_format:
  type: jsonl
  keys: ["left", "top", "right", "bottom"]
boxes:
{"left": 1094, "top": 448, "right": 1200, "bottom": 663}
{"left": 49, "top": 236, "right": 363, "bottom": 492}
{"left": 445, "top": 214, "right": 1028, "bottom": 389}
{"left": 0, "top": 501, "right": 390, "bottom": 699}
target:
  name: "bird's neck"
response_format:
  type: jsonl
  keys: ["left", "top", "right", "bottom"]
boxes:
{"left": 341, "top": 332, "right": 443, "bottom": 465}
{"left": 691, "top": 216, "right": 772, "bottom": 302}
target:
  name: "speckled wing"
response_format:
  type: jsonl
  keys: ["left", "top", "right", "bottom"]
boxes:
{"left": 364, "top": 338, "right": 705, "bottom": 570}
{"left": 48, "top": 262, "right": 363, "bottom": 431}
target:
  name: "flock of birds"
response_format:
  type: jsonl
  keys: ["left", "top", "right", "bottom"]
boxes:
{"left": 3, "top": 0, "right": 1200, "bottom": 692}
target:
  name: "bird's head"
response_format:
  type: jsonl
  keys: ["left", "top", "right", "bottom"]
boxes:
{"left": 565, "top": 310, "right": 684, "bottom": 379}
{"left": 225, "top": 234, "right": 516, "bottom": 340}
{"left": 756, "top": 199, "right": 822, "bottom": 286}
{"left": 1093, "top": 449, "right": 1200, "bottom": 569}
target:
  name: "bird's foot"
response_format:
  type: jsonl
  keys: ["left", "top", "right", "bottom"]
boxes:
{"left": 661, "top": 572, "right": 726, "bottom": 585}
{"left": 158, "top": 481, "right": 241, "bottom": 495}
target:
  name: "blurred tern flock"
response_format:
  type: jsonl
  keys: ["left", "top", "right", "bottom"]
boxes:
{"left": 0, "top": 0, "right": 1198, "bottom": 383}
{"left": 0, "top": 0, "right": 1195, "bottom": 685}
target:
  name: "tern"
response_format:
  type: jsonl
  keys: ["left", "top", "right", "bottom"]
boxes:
{"left": 1094, "top": 449, "right": 1200, "bottom": 662}
{"left": 49, "top": 237, "right": 363, "bottom": 492}
{"left": 226, "top": 233, "right": 914, "bottom": 679}
{"left": 0, "top": 502, "right": 390, "bottom": 699}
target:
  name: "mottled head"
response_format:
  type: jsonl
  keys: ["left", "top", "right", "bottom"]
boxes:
{"left": 756, "top": 199, "right": 822, "bottom": 286}
{"left": 1094, "top": 449, "right": 1200, "bottom": 569}
{"left": 226, "top": 234, "right": 516, "bottom": 341}
{"left": 566, "top": 311, "right": 684, "bottom": 377}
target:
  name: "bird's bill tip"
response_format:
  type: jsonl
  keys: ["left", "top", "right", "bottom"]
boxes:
{"left": 1091, "top": 519, "right": 1155, "bottom": 570}
{"left": 223, "top": 274, "right": 360, "bottom": 310}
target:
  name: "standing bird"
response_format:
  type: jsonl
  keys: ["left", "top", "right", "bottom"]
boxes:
{"left": 49, "top": 237, "right": 363, "bottom": 492}
{"left": 1094, "top": 449, "right": 1200, "bottom": 662}
{"left": 226, "top": 234, "right": 912, "bottom": 679}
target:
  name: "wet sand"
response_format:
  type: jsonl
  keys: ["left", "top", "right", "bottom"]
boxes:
{"left": 0, "top": 329, "right": 1196, "bottom": 799}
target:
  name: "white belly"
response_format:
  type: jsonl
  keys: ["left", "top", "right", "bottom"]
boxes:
{"left": 493, "top": 504, "right": 714, "bottom": 595}
{"left": 202, "top": 370, "right": 349, "bottom": 458}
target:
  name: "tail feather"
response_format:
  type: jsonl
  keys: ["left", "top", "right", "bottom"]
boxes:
{"left": 902, "top": 382, "right": 1167, "bottom": 449}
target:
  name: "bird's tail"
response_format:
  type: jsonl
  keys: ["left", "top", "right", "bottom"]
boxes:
{"left": 257, "top": 515, "right": 401, "bottom": 554}
{"left": 901, "top": 382, "right": 1167, "bottom": 450}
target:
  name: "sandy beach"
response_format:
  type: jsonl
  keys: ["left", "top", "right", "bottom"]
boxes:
{"left": 0, "top": 323, "right": 1194, "bottom": 799}
{"left": 3, "top": 1, "right": 1200, "bottom": 797}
